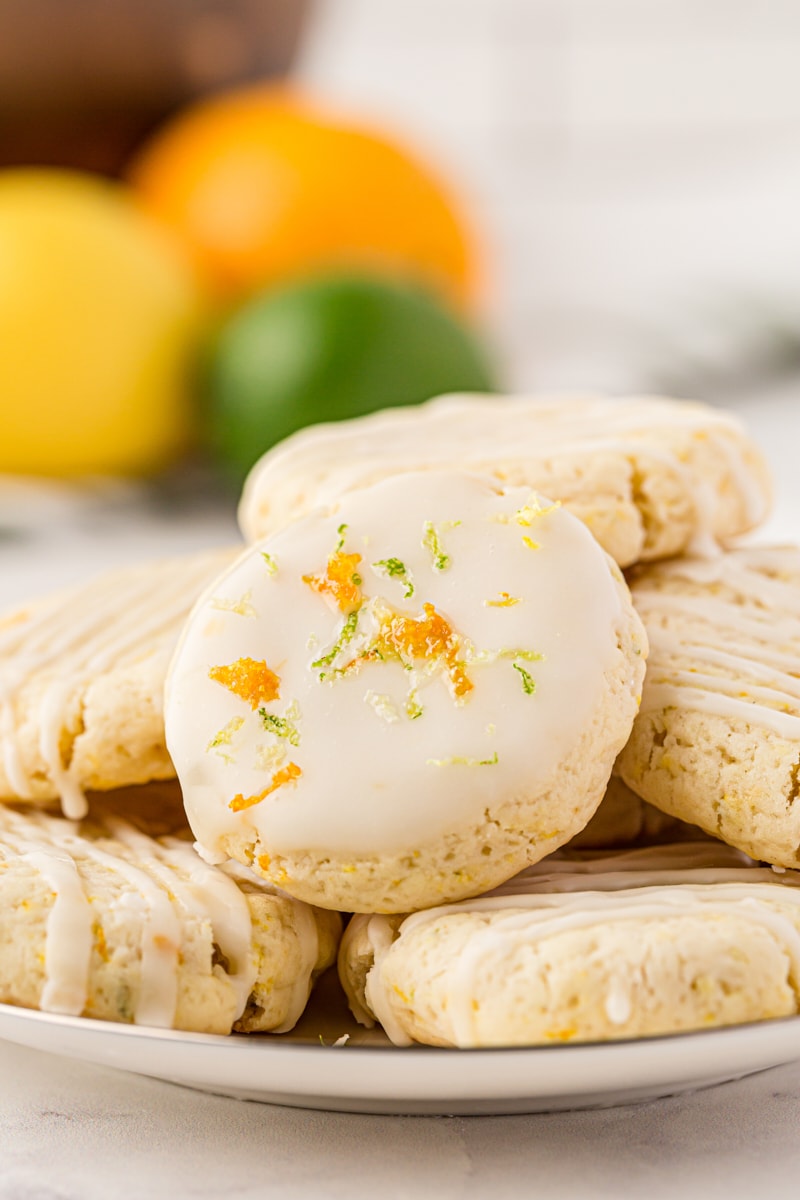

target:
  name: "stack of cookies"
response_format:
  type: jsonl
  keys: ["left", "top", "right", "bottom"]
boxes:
{"left": 4, "top": 392, "right": 800, "bottom": 1049}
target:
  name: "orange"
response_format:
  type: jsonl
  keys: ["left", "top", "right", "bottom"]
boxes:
{"left": 128, "top": 86, "right": 480, "bottom": 310}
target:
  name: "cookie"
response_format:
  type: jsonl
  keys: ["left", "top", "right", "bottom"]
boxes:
{"left": 238, "top": 393, "right": 771, "bottom": 568}
{"left": 0, "top": 796, "right": 340, "bottom": 1034}
{"left": 569, "top": 775, "right": 692, "bottom": 849}
{"left": 616, "top": 546, "right": 800, "bottom": 867}
{"left": 166, "top": 469, "right": 646, "bottom": 913}
{"left": 0, "top": 548, "right": 237, "bottom": 819}
{"left": 339, "top": 843, "right": 800, "bottom": 1047}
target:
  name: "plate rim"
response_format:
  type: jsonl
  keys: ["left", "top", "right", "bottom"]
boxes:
{"left": 2, "top": 1002, "right": 800, "bottom": 1115}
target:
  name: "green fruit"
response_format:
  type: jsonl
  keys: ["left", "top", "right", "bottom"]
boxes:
{"left": 205, "top": 272, "right": 496, "bottom": 482}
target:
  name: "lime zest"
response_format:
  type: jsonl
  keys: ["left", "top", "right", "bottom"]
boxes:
{"left": 497, "top": 648, "right": 543, "bottom": 662}
{"left": 209, "top": 590, "right": 257, "bottom": 618}
{"left": 255, "top": 742, "right": 287, "bottom": 771}
{"left": 470, "top": 646, "right": 544, "bottom": 666}
{"left": 335, "top": 522, "right": 349, "bottom": 553}
{"left": 372, "top": 557, "right": 415, "bottom": 598}
{"left": 512, "top": 662, "right": 537, "bottom": 695}
{"left": 427, "top": 752, "right": 499, "bottom": 768}
{"left": 260, "top": 552, "right": 278, "bottom": 577}
{"left": 258, "top": 700, "right": 301, "bottom": 746}
{"left": 312, "top": 609, "right": 360, "bottom": 675}
{"left": 422, "top": 521, "right": 452, "bottom": 571}
{"left": 365, "top": 691, "right": 400, "bottom": 724}
{"left": 206, "top": 716, "right": 245, "bottom": 762}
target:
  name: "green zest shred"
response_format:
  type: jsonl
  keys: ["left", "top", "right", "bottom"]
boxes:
{"left": 258, "top": 705, "right": 301, "bottom": 746}
{"left": 312, "top": 609, "right": 360, "bottom": 677}
{"left": 512, "top": 661, "right": 536, "bottom": 695}
{"left": 427, "top": 752, "right": 499, "bottom": 768}
{"left": 422, "top": 521, "right": 451, "bottom": 571}
{"left": 260, "top": 552, "right": 278, "bottom": 576}
{"left": 372, "top": 557, "right": 414, "bottom": 598}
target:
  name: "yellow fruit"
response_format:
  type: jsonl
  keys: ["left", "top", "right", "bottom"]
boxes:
{"left": 0, "top": 169, "right": 205, "bottom": 476}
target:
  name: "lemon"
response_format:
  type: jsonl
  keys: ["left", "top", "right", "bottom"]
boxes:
{"left": 204, "top": 273, "right": 496, "bottom": 483}
{"left": 0, "top": 170, "right": 205, "bottom": 476}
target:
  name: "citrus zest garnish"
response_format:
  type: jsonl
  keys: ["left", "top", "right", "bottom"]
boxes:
{"left": 485, "top": 592, "right": 521, "bottom": 608}
{"left": 365, "top": 691, "right": 400, "bottom": 723}
{"left": 372, "top": 557, "right": 414, "bottom": 598}
{"left": 304, "top": 550, "right": 363, "bottom": 613}
{"left": 513, "top": 661, "right": 536, "bottom": 694}
{"left": 422, "top": 521, "right": 452, "bottom": 571}
{"left": 258, "top": 700, "right": 301, "bottom": 746}
{"left": 312, "top": 609, "right": 360, "bottom": 676}
{"left": 229, "top": 762, "right": 302, "bottom": 812}
{"left": 261, "top": 552, "right": 278, "bottom": 576}
{"left": 521, "top": 536, "right": 540, "bottom": 551}
{"left": 376, "top": 602, "right": 472, "bottom": 698}
{"left": 210, "top": 590, "right": 256, "bottom": 617}
{"left": 427, "top": 752, "right": 499, "bottom": 767}
{"left": 256, "top": 742, "right": 287, "bottom": 771}
{"left": 207, "top": 715, "right": 246, "bottom": 758}
{"left": 209, "top": 657, "right": 280, "bottom": 709}
{"left": 515, "top": 496, "right": 560, "bottom": 526}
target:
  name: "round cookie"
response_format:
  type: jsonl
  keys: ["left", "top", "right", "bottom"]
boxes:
{"left": 0, "top": 548, "right": 238, "bottom": 818}
{"left": 0, "top": 798, "right": 341, "bottom": 1034}
{"left": 617, "top": 546, "right": 800, "bottom": 868}
{"left": 166, "top": 470, "right": 647, "bottom": 913}
{"left": 238, "top": 393, "right": 771, "bottom": 568}
{"left": 339, "top": 843, "right": 800, "bottom": 1047}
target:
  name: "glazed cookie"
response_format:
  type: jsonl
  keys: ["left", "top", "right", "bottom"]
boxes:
{"left": 238, "top": 393, "right": 771, "bottom": 568}
{"left": 339, "top": 843, "right": 800, "bottom": 1047}
{"left": 616, "top": 546, "right": 800, "bottom": 868}
{"left": 167, "top": 470, "right": 646, "bottom": 913}
{"left": 0, "top": 799, "right": 340, "bottom": 1034}
{"left": 0, "top": 548, "right": 237, "bottom": 818}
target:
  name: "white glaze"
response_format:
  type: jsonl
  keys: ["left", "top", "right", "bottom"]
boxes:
{"left": 239, "top": 393, "right": 769, "bottom": 550}
{"left": 167, "top": 471, "right": 640, "bottom": 861}
{"left": 357, "top": 844, "right": 800, "bottom": 1046}
{"left": 0, "top": 551, "right": 233, "bottom": 818}
{"left": 633, "top": 546, "right": 800, "bottom": 739}
{"left": 0, "top": 806, "right": 260, "bottom": 1029}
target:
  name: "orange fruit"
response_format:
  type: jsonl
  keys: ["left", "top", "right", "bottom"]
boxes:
{"left": 128, "top": 86, "right": 480, "bottom": 310}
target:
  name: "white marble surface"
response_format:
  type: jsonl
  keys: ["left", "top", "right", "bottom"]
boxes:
{"left": 2, "top": 395, "right": 800, "bottom": 1196}
{"left": 1, "top": 1036, "right": 800, "bottom": 1199}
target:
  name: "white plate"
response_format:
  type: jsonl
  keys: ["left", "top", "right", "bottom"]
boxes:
{"left": 2, "top": 971, "right": 800, "bottom": 1115}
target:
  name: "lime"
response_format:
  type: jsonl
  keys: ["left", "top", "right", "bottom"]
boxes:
{"left": 205, "top": 273, "right": 496, "bottom": 482}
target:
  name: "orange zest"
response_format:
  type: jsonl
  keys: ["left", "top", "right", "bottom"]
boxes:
{"left": 376, "top": 602, "right": 473, "bottom": 698}
{"left": 229, "top": 762, "right": 302, "bottom": 812}
{"left": 304, "top": 550, "right": 362, "bottom": 613}
{"left": 209, "top": 657, "right": 280, "bottom": 709}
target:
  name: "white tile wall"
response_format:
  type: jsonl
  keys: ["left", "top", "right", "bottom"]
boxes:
{"left": 298, "top": 0, "right": 800, "bottom": 396}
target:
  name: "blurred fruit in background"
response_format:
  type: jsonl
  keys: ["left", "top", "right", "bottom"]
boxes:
{"left": 129, "top": 86, "right": 480, "bottom": 312}
{"left": 0, "top": 0, "right": 310, "bottom": 175}
{"left": 0, "top": 170, "right": 204, "bottom": 476}
{"left": 204, "top": 272, "right": 496, "bottom": 483}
